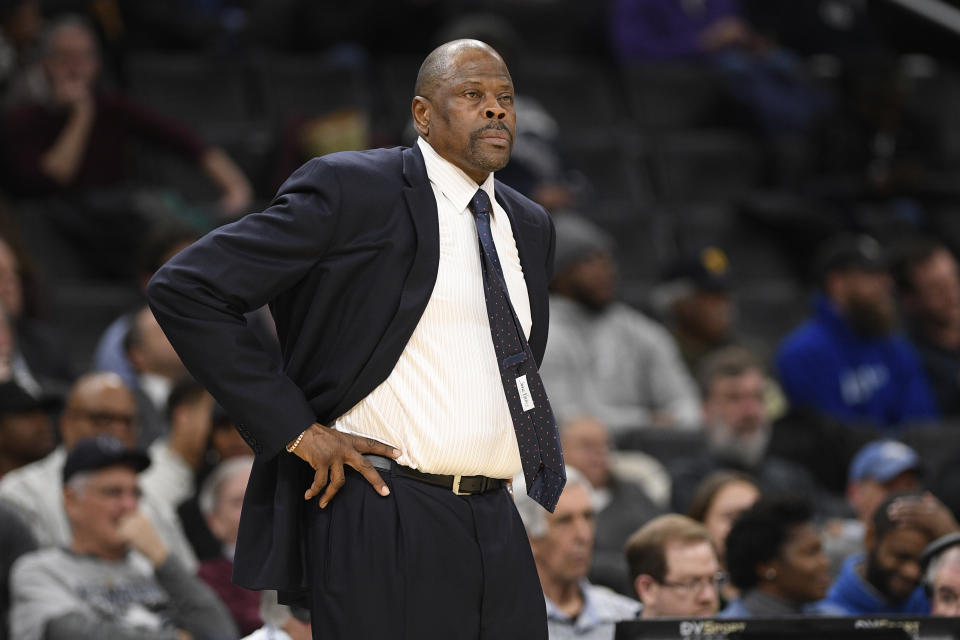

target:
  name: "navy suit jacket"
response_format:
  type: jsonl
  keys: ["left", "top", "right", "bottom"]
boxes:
{"left": 147, "top": 144, "right": 556, "bottom": 592}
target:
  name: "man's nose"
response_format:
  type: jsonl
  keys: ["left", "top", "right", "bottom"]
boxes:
{"left": 484, "top": 101, "right": 506, "bottom": 119}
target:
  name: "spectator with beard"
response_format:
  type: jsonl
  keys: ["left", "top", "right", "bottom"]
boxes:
{"left": 669, "top": 347, "right": 835, "bottom": 515}
{"left": 822, "top": 440, "right": 925, "bottom": 577}
{"left": 720, "top": 497, "right": 837, "bottom": 617}
{"left": 651, "top": 247, "right": 739, "bottom": 376}
{"left": 560, "top": 415, "right": 664, "bottom": 593}
{"left": 540, "top": 213, "right": 700, "bottom": 434}
{"left": 825, "top": 490, "right": 959, "bottom": 614}
{"left": 777, "top": 234, "right": 938, "bottom": 430}
{"left": 890, "top": 238, "right": 960, "bottom": 418}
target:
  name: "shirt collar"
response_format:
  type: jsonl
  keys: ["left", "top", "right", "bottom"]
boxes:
{"left": 417, "top": 137, "right": 496, "bottom": 216}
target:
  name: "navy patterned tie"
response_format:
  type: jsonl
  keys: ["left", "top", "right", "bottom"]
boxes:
{"left": 469, "top": 188, "right": 565, "bottom": 512}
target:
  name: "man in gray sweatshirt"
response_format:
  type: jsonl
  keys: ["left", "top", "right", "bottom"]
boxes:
{"left": 9, "top": 436, "right": 237, "bottom": 640}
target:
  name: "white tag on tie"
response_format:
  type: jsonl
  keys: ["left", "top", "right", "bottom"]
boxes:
{"left": 517, "top": 375, "right": 534, "bottom": 412}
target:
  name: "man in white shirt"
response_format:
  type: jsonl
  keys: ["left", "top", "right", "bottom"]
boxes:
{"left": 147, "top": 39, "right": 561, "bottom": 639}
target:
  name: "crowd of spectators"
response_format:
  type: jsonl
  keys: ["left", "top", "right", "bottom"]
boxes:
{"left": 3, "top": 1, "right": 960, "bottom": 639}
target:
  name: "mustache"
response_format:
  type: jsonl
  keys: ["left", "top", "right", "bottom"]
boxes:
{"left": 471, "top": 123, "right": 513, "bottom": 141}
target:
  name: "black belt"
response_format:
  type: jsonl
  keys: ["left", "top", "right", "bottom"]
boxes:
{"left": 364, "top": 454, "right": 507, "bottom": 496}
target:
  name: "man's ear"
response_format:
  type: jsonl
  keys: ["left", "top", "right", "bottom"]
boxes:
{"left": 634, "top": 574, "right": 656, "bottom": 603}
{"left": 412, "top": 96, "right": 430, "bottom": 138}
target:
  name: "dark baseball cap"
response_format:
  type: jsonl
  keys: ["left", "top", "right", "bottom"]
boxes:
{"left": 0, "top": 381, "right": 62, "bottom": 415}
{"left": 62, "top": 435, "right": 151, "bottom": 484}
{"left": 660, "top": 246, "right": 732, "bottom": 292}
{"left": 920, "top": 531, "right": 960, "bottom": 572}
{"left": 815, "top": 234, "right": 886, "bottom": 281}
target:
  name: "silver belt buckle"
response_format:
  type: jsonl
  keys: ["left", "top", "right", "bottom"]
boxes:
{"left": 452, "top": 475, "right": 468, "bottom": 495}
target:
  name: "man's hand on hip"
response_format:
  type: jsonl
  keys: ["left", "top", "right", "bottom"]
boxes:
{"left": 290, "top": 423, "right": 401, "bottom": 508}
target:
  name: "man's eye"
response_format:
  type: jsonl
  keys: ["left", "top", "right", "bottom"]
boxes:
{"left": 499, "top": 95, "right": 513, "bottom": 104}
{"left": 465, "top": 91, "right": 480, "bottom": 99}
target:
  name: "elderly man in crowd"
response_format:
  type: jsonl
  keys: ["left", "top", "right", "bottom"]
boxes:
{"left": 625, "top": 514, "right": 722, "bottom": 619}
{"left": 920, "top": 532, "right": 960, "bottom": 617}
{"left": 559, "top": 414, "right": 663, "bottom": 592}
{"left": 0, "top": 371, "right": 196, "bottom": 569}
{"left": 669, "top": 346, "right": 829, "bottom": 514}
{"left": 197, "top": 456, "right": 259, "bottom": 636}
{"left": 515, "top": 466, "right": 641, "bottom": 639}
{"left": 9, "top": 436, "right": 236, "bottom": 640}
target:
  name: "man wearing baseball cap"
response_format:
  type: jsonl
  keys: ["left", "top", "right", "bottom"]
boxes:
{"left": 847, "top": 440, "right": 924, "bottom": 525}
{"left": 776, "top": 234, "right": 938, "bottom": 430}
{"left": 9, "top": 435, "right": 236, "bottom": 640}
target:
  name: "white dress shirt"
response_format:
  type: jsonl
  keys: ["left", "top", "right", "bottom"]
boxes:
{"left": 334, "top": 138, "right": 529, "bottom": 478}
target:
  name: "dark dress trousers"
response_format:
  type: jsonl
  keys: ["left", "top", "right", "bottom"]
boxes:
{"left": 146, "top": 145, "right": 555, "bottom": 625}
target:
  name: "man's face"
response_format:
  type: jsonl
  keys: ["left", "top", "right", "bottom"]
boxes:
{"left": 561, "top": 252, "right": 618, "bottom": 312}
{"left": 703, "top": 370, "right": 769, "bottom": 467}
{"left": 64, "top": 465, "right": 140, "bottom": 555}
{"left": 560, "top": 418, "right": 610, "bottom": 489}
{"left": 675, "top": 291, "right": 734, "bottom": 344}
{"left": 0, "top": 410, "right": 55, "bottom": 465}
{"left": 867, "top": 525, "right": 930, "bottom": 602}
{"left": 847, "top": 470, "right": 921, "bottom": 524}
{"left": 638, "top": 540, "right": 720, "bottom": 618}
{"left": 931, "top": 550, "right": 960, "bottom": 616}
{"left": 61, "top": 383, "right": 137, "bottom": 449}
{"left": 531, "top": 483, "right": 595, "bottom": 586}
{"left": 908, "top": 250, "right": 960, "bottom": 330}
{"left": 416, "top": 46, "right": 516, "bottom": 184}
{"left": 206, "top": 470, "right": 249, "bottom": 546}
{"left": 44, "top": 24, "right": 100, "bottom": 101}
{"left": 832, "top": 270, "right": 896, "bottom": 337}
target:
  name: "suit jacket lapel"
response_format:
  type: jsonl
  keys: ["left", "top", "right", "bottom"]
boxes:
{"left": 495, "top": 188, "right": 550, "bottom": 365}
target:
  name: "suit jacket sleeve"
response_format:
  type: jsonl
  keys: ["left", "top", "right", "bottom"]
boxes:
{"left": 146, "top": 158, "right": 340, "bottom": 458}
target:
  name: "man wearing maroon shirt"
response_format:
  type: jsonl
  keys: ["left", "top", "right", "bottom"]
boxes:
{"left": 2, "top": 15, "right": 252, "bottom": 279}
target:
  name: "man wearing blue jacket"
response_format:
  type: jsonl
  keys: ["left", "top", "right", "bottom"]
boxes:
{"left": 825, "top": 491, "right": 958, "bottom": 614}
{"left": 777, "top": 234, "right": 938, "bottom": 430}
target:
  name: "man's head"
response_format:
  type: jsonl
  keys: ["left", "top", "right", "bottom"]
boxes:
{"left": 62, "top": 435, "right": 150, "bottom": 560}
{"left": 817, "top": 234, "right": 895, "bottom": 338}
{"left": 515, "top": 466, "right": 595, "bottom": 589}
{"left": 686, "top": 470, "right": 760, "bottom": 562}
{"left": 864, "top": 491, "right": 936, "bottom": 603}
{"left": 0, "top": 382, "right": 56, "bottom": 473}
{"left": 698, "top": 347, "right": 770, "bottom": 468}
{"left": 60, "top": 372, "right": 138, "bottom": 450}
{"left": 40, "top": 15, "right": 100, "bottom": 103}
{"left": 559, "top": 416, "right": 611, "bottom": 489}
{"left": 654, "top": 247, "right": 734, "bottom": 347}
{"left": 921, "top": 534, "right": 960, "bottom": 617}
{"left": 412, "top": 39, "right": 515, "bottom": 184}
{"left": 626, "top": 514, "right": 720, "bottom": 618}
{"left": 199, "top": 455, "right": 252, "bottom": 547}
{"left": 725, "top": 497, "right": 831, "bottom": 605}
{"left": 891, "top": 238, "right": 960, "bottom": 334}
{"left": 847, "top": 440, "right": 922, "bottom": 524}
{"left": 210, "top": 403, "right": 252, "bottom": 460}
{"left": 549, "top": 213, "right": 617, "bottom": 312}
{"left": 126, "top": 306, "right": 187, "bottom": 382}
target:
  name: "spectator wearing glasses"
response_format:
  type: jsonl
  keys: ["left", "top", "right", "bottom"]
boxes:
{"left": 626, "top": 514, "right": 723, "bottom": 619}
{"left": 9, "top": 436, "right": 236, "bottom": 640}
{"left": 721, "top": 497, "right": 837, "bottom": 617}
{"left": 514, "top": 466, "right": 641, "bottom": 639}
{"left": 0, "top": 372, "right": 196, "bottom": 569}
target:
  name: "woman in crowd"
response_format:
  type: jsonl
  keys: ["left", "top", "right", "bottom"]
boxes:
{"left": 720, "top": 496, "right": 838, "bottom": 617}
